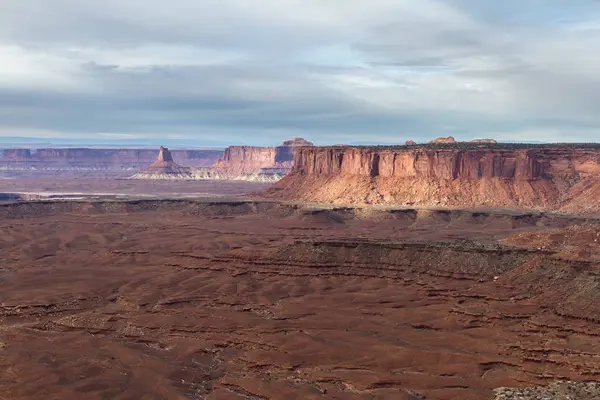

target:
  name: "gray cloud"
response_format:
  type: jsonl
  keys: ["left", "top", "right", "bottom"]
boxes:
{"left": 1, "top": 0, "right": 600, "bottom": 145}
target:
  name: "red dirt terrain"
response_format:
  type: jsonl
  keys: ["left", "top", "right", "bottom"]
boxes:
{"left": 1, "top": 199, "right": 600, "bottom": 400}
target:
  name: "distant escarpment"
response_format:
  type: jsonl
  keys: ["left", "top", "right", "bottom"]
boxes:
{"left": 264, "top": 144, "right": 600, "bottom": 212}
{"left": 197, "top": 138, "right": 314, "bottom": 181}
{"left": 0, "top": 148, "right": 221, "bottom": 172}
{"left": 129, "top": 138, "right": 314, "bottom": 182}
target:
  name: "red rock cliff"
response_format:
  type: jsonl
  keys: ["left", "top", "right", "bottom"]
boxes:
{"left": 266, "top": 146, "right": 600, "bottom": 212}
{"left": 213, "top": 138, "right": 313, "bottom": 177}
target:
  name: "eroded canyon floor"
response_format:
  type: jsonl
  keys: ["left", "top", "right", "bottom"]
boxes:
{"left": 1, "top": 200, "right": 600, "bottom": 400}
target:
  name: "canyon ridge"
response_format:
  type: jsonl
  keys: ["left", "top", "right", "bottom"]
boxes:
{"left": 265, "top": 143, "right": 600, "bottom": 212}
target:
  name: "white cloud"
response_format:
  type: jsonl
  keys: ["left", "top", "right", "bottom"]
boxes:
{"left": 1, "top": 0, "right": 600, "bottom": 144}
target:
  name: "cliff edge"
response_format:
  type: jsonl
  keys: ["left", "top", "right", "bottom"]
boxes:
{"left": 263, "top": 144, "right": 600, "bottom": 212}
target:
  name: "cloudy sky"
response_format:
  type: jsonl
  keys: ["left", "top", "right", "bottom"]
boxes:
{"left": 1, "top": 0, "right": 600, "bottom": 146}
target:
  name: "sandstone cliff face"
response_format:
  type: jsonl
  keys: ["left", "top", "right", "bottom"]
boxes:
{"left": 211, "top": 138, "right": 313, "bottom": 180}
{"left": 266, "top": 146, "right": 600, "bottom": 212}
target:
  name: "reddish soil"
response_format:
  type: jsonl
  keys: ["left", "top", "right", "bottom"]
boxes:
{"left": 503, "top": 224, "right": 600, "bottom": 261}
{"left": 1, "top": 199, "right": 600, "bottom": 400}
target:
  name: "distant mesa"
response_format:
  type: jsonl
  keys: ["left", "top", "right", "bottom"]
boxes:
{"left": 130, "top": 138, "right": 313, "bottom": 181}
{"left": 430, "top": 136, "right": 456, "bottom": 144}
{"left": 471, "top": 138, "right": 498, "bottom": 144}
{"left": 130, "top": 146, "right": 193, "bottom": 180}
{"left": 0, "top": 147, "right": 221, "bottom": 172}
{"left": 210, "top": 138, "right": 310, "bottom": 181}
{"left": 281, "top": 137, "right": 314, "bottom": 147}
{"left": 405, "top": 140, "right": 417, "bottom": 146}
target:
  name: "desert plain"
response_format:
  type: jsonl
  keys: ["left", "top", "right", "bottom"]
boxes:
{"left": 1, "top": 177, "right": 600, "bottom": 400}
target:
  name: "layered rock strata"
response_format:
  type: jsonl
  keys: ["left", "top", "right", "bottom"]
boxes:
{"left": 200, "top": 138, "right": 313, "bottom": 181}
{"left": 265, "top": 145, "right": 600, "bottom": 211}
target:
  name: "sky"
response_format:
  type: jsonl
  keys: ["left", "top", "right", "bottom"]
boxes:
{"left": 1, "top": 0, "right": 600, "bottom": 146}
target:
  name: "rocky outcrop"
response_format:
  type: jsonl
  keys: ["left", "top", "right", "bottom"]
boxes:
{"left": 0, "top": 148, "right": 222, "bottom": 171}
{"left": 130, "top": 147, "right": 192, "bottom": 180}
{"left": 405, "top": 140, "right": 417, "bottom": 145}
{"left": 430, "top": 136, "right": 456, "bottom": 144}
{"left": 282, "top": 137, "right": 314, "bottom": 147}
{"left": 264, "top": 145, "right": 600, "bottom": 211}
{"left": 493, "top": 381, "right": 600, "bottom": 400}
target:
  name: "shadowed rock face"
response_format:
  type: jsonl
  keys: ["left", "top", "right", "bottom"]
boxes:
{"left": 156, "top": 146, "right": 174, "bottom": 163}
{"left": 264, "top": 145, "right": 600, "bottom": 211}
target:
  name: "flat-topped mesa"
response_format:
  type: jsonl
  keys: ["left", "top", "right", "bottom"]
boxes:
{"left": 209, "top": 138, "right": 314, "bottom": 181}
{"left": 282, "top": 137, "right": 314, "bottom": 147}
{"left": 430, "top": 136, "right": 456, "bottom": 144}
{"left": 130, "top": 146, "right": 192, "bottom": 180}
{"left": 291, "top": 147, "right": 548, "bottom": 179}
{"left": 265, "top": 145, "right": 600, "bottom": 211}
